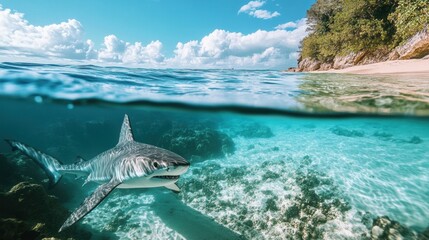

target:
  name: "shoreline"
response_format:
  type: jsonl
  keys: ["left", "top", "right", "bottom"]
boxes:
{"left": 309, "top": 59, "right": 429, "bottom": 76}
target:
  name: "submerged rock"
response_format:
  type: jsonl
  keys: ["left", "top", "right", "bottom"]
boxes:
{"left": 371, "top": 216, "right": 418, "bottom": 240}
{"left": 372, "top": 132, "right": 423, "bottom": 144}
{"left": 405, "top": 136, "right": 423, "bottom": 144}
{"left": 330, "top": 126, "right": 365, "bottom": 137}
{"left": 159, "top": 128, "right": 235, "bottom": 161}
{"left": 373, "top": 131, "right": 394, "bottom": 141}
{"left": 419, "top": 227, "right": 429, "bottom": 240}
{"left": 0, "top": 153, "right": 46, "bottom": 191}
{"left": 133, "top": 115, "right": 235, "bottom": 162}
{"left": 0, "top": 182, "right": 91, "bottom": 240}
{"left": 233, "top": 122, "right": 274, "bottom": 138}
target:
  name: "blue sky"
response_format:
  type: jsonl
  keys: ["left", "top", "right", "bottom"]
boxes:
{"left": 0, "top": 0, "right": 315, "bottom": 69}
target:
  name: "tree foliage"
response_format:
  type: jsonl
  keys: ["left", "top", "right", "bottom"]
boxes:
{"left": 390, "top": 0, "right": 429, "bottom": 43}
{"left": 301, "top": 0, "right": 429, "bottom": 61}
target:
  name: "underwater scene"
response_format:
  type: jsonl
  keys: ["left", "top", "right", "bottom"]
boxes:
{"left": 0, "top": 62, "right": 428, "bottom": 240}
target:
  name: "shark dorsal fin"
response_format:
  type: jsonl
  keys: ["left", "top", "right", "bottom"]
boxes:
{"left": 118, "top": 114, "right": 134, "bottom": 145}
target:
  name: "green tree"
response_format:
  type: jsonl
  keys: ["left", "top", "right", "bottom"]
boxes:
{"left": 298, "top": 0, "right": 429, "bottom": 62}
{"left": 389, "top": 0, "right": 429, "bottom": 44}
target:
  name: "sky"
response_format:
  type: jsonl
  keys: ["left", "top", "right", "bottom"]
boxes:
{"left": 0, "top": 0, "right": 315, "bottom": 69}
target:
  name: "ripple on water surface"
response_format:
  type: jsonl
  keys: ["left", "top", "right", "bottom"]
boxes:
{"left": 1, "top": 62, "right": 429, "bottom": 115}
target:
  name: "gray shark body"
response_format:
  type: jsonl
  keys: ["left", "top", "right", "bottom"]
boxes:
{"left": 6, "top": 115, "right": 190, "bottom": 232}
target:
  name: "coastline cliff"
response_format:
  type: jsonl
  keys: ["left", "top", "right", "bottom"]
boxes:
{"left": 291, "top": 0, "right": 429, "bottom": 72}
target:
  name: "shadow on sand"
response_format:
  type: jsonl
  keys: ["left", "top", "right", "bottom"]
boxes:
{"left": 150, "top": 190, "right": 245, "bottom": 240}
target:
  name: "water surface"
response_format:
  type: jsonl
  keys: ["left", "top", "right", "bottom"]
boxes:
{"left": 0, "top": 62, "right": 428, "bottom": 239}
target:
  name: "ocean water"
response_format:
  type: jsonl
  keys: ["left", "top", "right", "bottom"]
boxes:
{"left": 0, "top": 62, "right": 428, "bottom": 239}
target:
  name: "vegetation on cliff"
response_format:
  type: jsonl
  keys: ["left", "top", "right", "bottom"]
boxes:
{"left": 300, "top": 0, "right": 429, "bottom": 62}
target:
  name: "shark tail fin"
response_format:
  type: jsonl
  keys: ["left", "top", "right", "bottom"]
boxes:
{"left": 5, "top": 139, "right": 63, "bottom": 187}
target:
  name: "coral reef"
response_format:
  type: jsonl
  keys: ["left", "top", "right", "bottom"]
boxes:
{"left": 180, "top": 155, "right": 359, "bottom": 239}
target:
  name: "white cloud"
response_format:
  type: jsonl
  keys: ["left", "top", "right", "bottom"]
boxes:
{"left": 97, "top": 35, "right": 126, "bottom": 61}
{"left": 0, "top": 6, "right": 308, "bottom": 69}
{"left": 275, "top": 18, "right": 307, "bottom": 30}
{"left": 97, "top": 35, "right": 164, "bottom": 64}
{"left": 251, "top": 10, "right": 280, "bottom": 20}
{"left": 238, "top": 1, "right": 265, "bottom": 13}
{"left": 0, "top": 6, "right": 93, "bottom": 59}
{"left": 0, "top": 6, "right": 164, "bottom": 65}
{"left": 238, "top": 1, "right": 280, "bottom": 19}
{"left": 169, "top": 20, "right": 308, "bottom": 68}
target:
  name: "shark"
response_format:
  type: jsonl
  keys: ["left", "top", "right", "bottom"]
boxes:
{"left": 5, "top": 114, "right": 190, "bottom": 232}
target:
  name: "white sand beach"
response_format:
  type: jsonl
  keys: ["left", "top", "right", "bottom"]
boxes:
{"left": 316, "top": 59, "right": 429, "bottom": 75}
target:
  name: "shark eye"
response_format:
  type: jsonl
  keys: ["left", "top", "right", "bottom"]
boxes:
{"left": 153, "top": 161, "right": 159, "bottom": 168}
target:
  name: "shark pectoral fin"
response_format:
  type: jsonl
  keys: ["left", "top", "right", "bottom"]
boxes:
{"left": 82, "top": 179, "right": 90, "bottom": 187}
{"left": 82, "top": 175, "right": 92, "bottom": 187}
{"left": 58, "top": 179, "right": 121, "bottom": 232}
{"left": 165, "top": 183, "right": 181, "bottom": 193}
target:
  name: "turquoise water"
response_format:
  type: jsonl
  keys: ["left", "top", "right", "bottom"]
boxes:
{"left": 0, "top": 62, "right": 428, "bottom": 239}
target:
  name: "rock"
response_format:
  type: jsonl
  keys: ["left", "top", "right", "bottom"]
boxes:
{"left": 371, "top": 216, "right": 417, "bottom": 240}
{"left": 419, "top": 227, "right": 429, "bottom": 240}
{"left": 330, "top": 126, "right": 365, "bottom": 137}
{"left": 297, "top": 58, "right": 321, "bottom": 71}
{"left": 358, "top": 50, "right": 390, "bottom": 65}
{"left": 285, "top": 205, "right": 300, "bottom": 220}
{"left": 233, "top": 122, "right": 274, "bottom": 138}
{"left": 0, "top": 153, "right": 46, "bottom": 191}
{"left": 0, "top": 218, "right": 31, "bottom": 240}
{"left": 296, "top": 27, "right": 428, "bottom": 71}
{"left": 373, "top": 131, "right": 393, "bottom": 140}
{"left": 297, "top": 50, "right": 390, "bottom": 71}
{"left": 159, "top": 128, "right": 235, "bottom": 161}
{"left": 312, "top": 211, "right": 327, "bottom": 224}
{"left": 396, "top": 27, "right": 429, "bottom": 59}
{"left": 265, "top": 197, "right": 279, "bottom": 212}
{"left": 319, "top": 63, "right": 333, "bottom": 71}
{"left": 361, "top": 212, "right": 375, "bottom": 229}
{"left": 388, "top": 50, "right": 400, "bottom": 60}
{"left": 0, "top": 182, "right": 67, "bottom": 229}
{"left": 286, "top": 67, "right": 298, "bottom": 72}
{"left": 371, "top": 226, "right": 384, "bottom": 238}
{"left": 0, "top": 182, "right": 91, "bottom": 240}
{"left": 333, "top": 53, "right": 357, "bottom": 69}
{"left": 407, "top": 136, "right": 423, "bottom": 144}
{"left": 262, "top": 170, "right": 280, "bottom": 180}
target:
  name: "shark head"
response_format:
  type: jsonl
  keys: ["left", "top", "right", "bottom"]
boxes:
{"left": 117, "top": 148, "right": 190, "bottom": 189}
{"left": 145, "top": 150, "right": 190, "bottom": 183}
{"left": 116, "top": 114, "right": 190, "bottom": 189}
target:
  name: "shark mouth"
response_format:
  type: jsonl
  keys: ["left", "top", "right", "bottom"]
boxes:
{"left": 152, "top": 175, "right": 180, "bottom": 180}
